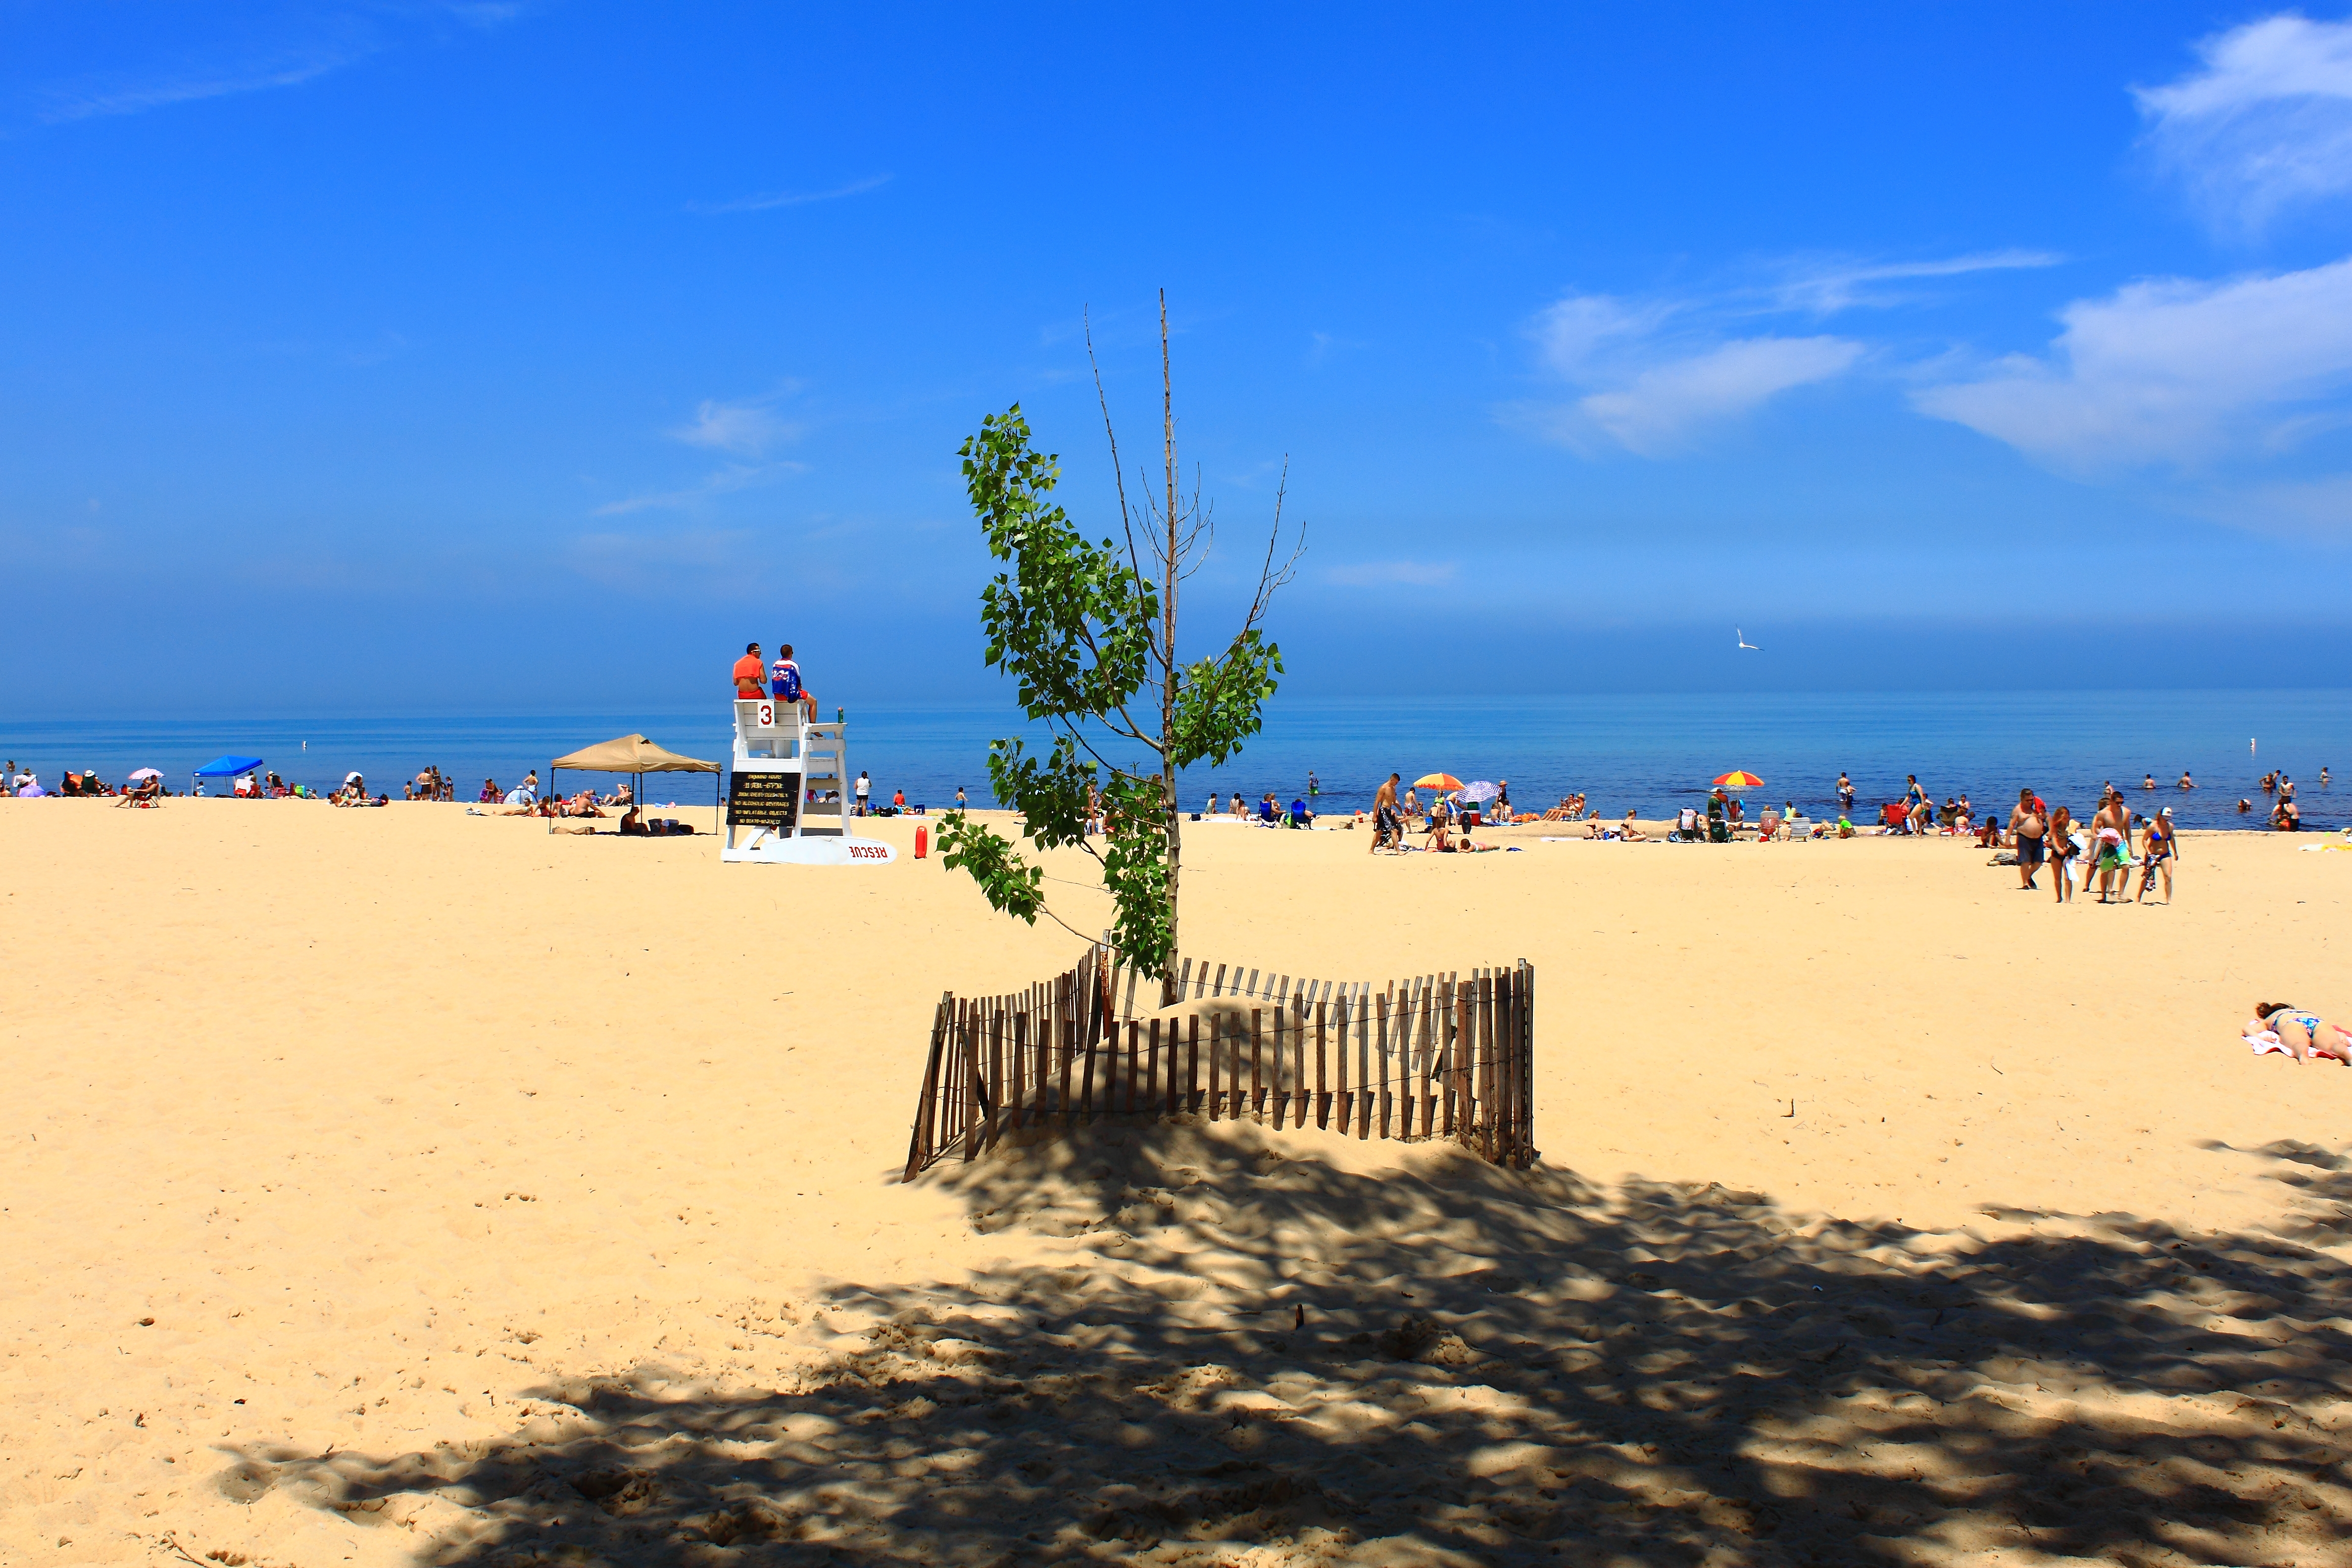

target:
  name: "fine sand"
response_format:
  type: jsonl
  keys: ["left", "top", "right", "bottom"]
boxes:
{"left": 5, "top": 800, "right": 2352, "bottom": 1565}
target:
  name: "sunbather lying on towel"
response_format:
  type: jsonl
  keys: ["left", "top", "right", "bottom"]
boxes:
{"left": 2254, "top": 1003, "right": 2352, "bottom": 1064}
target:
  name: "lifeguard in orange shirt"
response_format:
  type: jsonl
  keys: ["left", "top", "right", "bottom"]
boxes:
{"left": 732, "top": 641, "right": 767, "bottom": 700}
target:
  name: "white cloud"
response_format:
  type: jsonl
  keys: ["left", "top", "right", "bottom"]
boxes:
{"left": 24, "top": 6, "right": 529, "bottom": 129}
{"left": 673, "top": 394, "right": 800, "bottom": 457}
{"left": 2137, "top": 13, "right": 2352, "bottom": 231}
{"left": 1324, "top": 560, "right": 1459, "bottom": 588}
{"left": 593, "top": 461, "right": 804, "bottom": 516}
{"left": 1522, "top": 287, "right": 1862, "bottom": 456}
{"left": 1913, "top": 256, "right": 2352, "bottom": 469}
{"left": 1762, "top": 249, "right": 2063, "bottom": 315}
{"left": 686, "top": 175, "right": 892, "bottom": 215}
{"left": 37, "top": 52, "right": 353, "bottom": 124}
{"left": 1531, "top": 294, "right": 1678, "bottom": 376}
{"left": 1517, "top": 254, "right": 2026, "bottom": 455}
{"left": 1574, "top": 336, "right": 1862, "bottom": 455}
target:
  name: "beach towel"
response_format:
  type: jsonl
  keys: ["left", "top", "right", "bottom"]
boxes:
{"left": 2246, "top": 1030, "right": 2295, "bottom": 1057}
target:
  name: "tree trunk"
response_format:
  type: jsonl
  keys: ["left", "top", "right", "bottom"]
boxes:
{"left": 1159, "top": 289, "right": 1182, "bottom": 1007}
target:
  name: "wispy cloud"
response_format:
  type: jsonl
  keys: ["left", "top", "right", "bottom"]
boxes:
{"left": 1912, "top": 256, "right": 2352, "bottom": 471}
{"left": 595, "top": 388, "right": 811, "bottom": 513}
{"left": 1521, "top": 293, "right": 1861, "bottom": 455}
{"left": 2136, "top": 13, "right": 2352, "bottom": 233}
{"left": 1511, "top": 251, "right": 2047, "bottom": 456}
{"left": 1760, "top": 249, "right": 2064, "bottom": 315}
{"left": 37, "top": 51, "right": 356, "bottom": 125}
{"left": 1325, "top": 559, "right": 1458, "bottom": 588}
{"left": 686, "top": 175, "right": 892, "bottom": 215}
{"left": 592, "top": 461, "right": 804, "bottom": 516}
{"left": 1574, "top": 336, "right": 1864, "bottom": 454}
{"left": 23, "top": 5, "right": 530, "bottom": 129}
{"left": 672, "top": 392, "right": 801, "bottom": 457}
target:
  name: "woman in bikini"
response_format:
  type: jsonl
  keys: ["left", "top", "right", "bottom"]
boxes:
{"left": 2255, "top": 1003, "right": 2352, "bottom": 1064}
{"left": 2138, "top": 808, "right": 2177, "bottom": 903}
{"left": 2047, "top": 804, "right": 2077, "bottom": 903}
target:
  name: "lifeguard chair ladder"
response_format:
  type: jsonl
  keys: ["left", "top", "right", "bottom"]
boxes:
{"left": 721, "top": 698, "right": 894, "bottom": 865}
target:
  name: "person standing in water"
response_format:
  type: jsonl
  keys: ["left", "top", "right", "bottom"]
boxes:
{"left": 1307, "top": 770, "right": 1319, "bottom": 797}
{"left": 1836, "top": 772, "right": 1856, "bottom": 813}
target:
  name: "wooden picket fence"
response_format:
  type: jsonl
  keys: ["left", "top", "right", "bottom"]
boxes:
{"left": 903, "top": 945, "right": 1535, "bottom": 1179}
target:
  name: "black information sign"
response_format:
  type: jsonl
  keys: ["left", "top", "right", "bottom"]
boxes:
{"left": 727, "top": 770, "right": 800, "bottom": 831}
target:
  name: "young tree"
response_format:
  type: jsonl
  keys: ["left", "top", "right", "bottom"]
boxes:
{"left": 933, "top": 294, "right": 1301, "bottom": 1002}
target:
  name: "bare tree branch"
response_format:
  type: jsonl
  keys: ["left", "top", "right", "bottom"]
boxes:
{"left": 1085, "top": 309, "right": 1156, "bottom": 662}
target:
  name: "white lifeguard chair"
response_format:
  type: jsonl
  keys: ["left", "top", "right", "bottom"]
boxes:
{"left": 720, "top": 698, "right": 898, "bottom": 865}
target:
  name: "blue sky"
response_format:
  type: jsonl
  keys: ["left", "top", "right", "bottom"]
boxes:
{"left": 5, "top": 3, "right": 2352, "bottom": 714}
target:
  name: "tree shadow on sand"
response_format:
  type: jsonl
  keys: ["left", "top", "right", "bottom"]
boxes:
{"left": 219, "top": 1123, "right": 2352, "bottom": 1566}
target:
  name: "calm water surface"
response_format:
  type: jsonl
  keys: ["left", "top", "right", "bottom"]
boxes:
{"left": 6, "top": 690, "right": 2346, "bottom": 832}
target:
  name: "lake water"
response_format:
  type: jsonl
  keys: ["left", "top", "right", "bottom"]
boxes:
{"left": 5, "top": 690, "right": 2347, "bottom": 831}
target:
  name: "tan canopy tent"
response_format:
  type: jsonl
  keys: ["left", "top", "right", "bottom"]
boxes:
{"left": 546, "top": 734, "right": 722, "bottom": 834}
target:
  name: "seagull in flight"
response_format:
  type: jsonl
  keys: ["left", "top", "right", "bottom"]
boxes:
{"left": 1736, "top": 628, "right": 1760, "bottom": 651}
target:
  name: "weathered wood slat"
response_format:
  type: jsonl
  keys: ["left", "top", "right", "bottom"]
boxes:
{"left": 1315, "top": 997, "right": 1330, "bottom": 1129}
{"left": 1250, "top": 1007, "right": 1265, "bottom": 1117}
{"left": 1147, "top": 1017, "right": 1162, "bottom": 1116}
{"left": 904, "top": 945, "right": 1536, "bottom": 1176}
{"left": 1333, "top": 993, "right": 1352, "bottom": 1135}
{"left": 1208, "top": 1013, "right": 1224, "bottom": 1121}
{"left": 1298, "top": 992, "right": 1317, "bottom": 1128}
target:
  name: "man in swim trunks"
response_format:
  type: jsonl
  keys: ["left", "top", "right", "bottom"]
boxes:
{"left": 2009, "top": 787, "right": 2045, "bottom": 889}
{"left": 2091, "top": 789, "right": 2134, "bottom": 901}
{"left": 1371, "top": 772, "right": 1401, "bottom": 855}
{"left": 1836, "top": 772, "right": 1855, "bottom": 813}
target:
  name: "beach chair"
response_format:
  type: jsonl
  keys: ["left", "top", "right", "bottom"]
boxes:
{"left": 1879, "top": 801, "right": 1910, "bottom": 833}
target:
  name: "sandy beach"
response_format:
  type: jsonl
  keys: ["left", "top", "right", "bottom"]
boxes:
{"left": 6, "top": 799, "right": 2352, "bottom": 1566}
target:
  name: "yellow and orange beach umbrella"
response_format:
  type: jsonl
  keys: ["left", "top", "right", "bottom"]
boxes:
{"left": 1414, "top": 773, "right": 1465, "bottom": 791}
{"left": 1712, "top": 770, "right": 1766, "bottom": 789}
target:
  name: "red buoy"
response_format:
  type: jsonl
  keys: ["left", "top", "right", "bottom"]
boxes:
{"left": 915, "top": 826, "right": 928, "bottom": 859}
